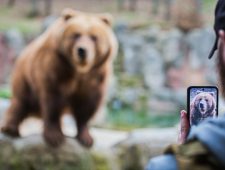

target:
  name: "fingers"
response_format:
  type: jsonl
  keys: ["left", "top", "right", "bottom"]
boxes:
{"left": 178, "top": 110, "right": 190, "bottom": 144}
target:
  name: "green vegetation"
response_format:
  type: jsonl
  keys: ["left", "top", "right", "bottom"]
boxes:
{"left": 203, "top": 0, "right": 216, "bottom": 11}
{"left": 0, "top": 87, "right": 11, "bottom": 99}
{"left": 91, "top": 152, "right": 110, "bottom": 170}
{"left": 0, "top": 6, "right": 40, "bottom": 34}
{"left": 107, "top": 107, "right": 179, "bottom": 130}
{"left": 0, "top": 0, "right": 215, "bottom": 34}
{"left": 0, "top": 17, "right": 40, "bottom": 34}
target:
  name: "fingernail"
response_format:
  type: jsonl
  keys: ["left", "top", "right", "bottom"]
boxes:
{"left": 181, "top": 110, "right": 185, "bottom": 118}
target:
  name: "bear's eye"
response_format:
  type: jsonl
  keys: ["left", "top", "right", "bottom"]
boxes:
{"left": 73, "top": 33, "right": 81, "bottom": 40}
{"left": 205, "top": 99, "right": 209, "bottom": 102}
{"left": 90, "top": 35, "right": 98, "bottom": 42}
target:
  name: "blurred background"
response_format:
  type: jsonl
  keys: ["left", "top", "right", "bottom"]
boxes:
{"left": 1, "top": 1, "right": 225, "bottom": 169}
{"left": 0, "top": 0, "right": 222, "bottom": 131}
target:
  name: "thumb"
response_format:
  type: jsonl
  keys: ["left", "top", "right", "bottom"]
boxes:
{"left": 178, "top": 110, "right": 190, "bottom": 144}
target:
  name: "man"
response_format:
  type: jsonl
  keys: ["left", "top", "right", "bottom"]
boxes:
{"left": 146, "top": 0, "right": 225, "bottom": 169}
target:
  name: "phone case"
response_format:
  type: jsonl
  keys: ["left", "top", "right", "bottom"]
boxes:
{"left": 187, "top": 86, "right": 218, "bottom": 126}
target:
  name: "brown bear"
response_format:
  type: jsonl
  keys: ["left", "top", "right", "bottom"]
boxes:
{"left": 190, "top": 91, "right": 216, "bottom": 126}
{"left": 0, "top": 9, "right": 118, "bottom": 147}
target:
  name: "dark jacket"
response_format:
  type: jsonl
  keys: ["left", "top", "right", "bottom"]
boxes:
{"left": 145, "top": 116, "right": 225, "bottom": 170}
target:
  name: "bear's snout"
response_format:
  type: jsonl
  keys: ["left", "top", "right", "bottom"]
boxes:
{"left": 199, "top": 102, "right": 204, "bottom": 109}
{"left": 78, "top": 47, "right": 87, "bottom": 61}
{"left": 198, "top": 100, "right": 207, "bottom": 114}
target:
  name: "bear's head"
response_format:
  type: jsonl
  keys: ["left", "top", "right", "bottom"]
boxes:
{"left": 57, "top": 9, "right": 118, "bottom": 73}
{"left": 192, "top": 91, "right": 216, "bottom": 116}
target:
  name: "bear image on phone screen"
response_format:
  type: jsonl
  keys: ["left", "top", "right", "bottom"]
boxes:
{"left": 190, "top": 89, "right": 217, "bottom": 126}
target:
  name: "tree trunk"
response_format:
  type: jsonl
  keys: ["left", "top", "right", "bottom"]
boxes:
{"left": 129, "top": 0, "right": 137, "bottom": 11}
{"left": 7, "top": 0, "right": 15, "bottom": 7}
{"left": 117, "top": 0, "right": 125, "bottom": 11}
{"left": 28, "top": 0, "right": 40, "bottom": 17}
{"left": 44, "top": 0, "right": 52, "bottom": 16}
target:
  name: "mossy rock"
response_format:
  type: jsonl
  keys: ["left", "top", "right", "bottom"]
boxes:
{"left": 91, "top": 152, "right": 111, "bottom": 170}
{"left": 0, "top": 134, "right": 102, "bottom": 170}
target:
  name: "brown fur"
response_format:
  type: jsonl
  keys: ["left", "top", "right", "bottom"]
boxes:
{"left": 1, "top": 9, "right": 118, "bottom": 147}
{"left": 190, "top": 92, "right": 216, "bottom": 126}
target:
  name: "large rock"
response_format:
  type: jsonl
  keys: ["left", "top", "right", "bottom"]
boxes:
{"left": 148, "top": 87, "right": 183, "bottom": 115}
{"left": 174, "top": 0, "right": 203, "bottom": 32}
{"left": 115, "top": 127, "right": 177, "bottom": 170}
{"left": 0, "top": 134, "right": 94, "bottom": 170}
{"left": 159, "top": 29, "right": 184, "bottom": 65}
{"left": 0, "top": 98, "right": 10, "bottom": 120}
{"left": 186, "top": 27, "right": 215, "bottom": 69}
{"left": 0, "top": 127, "right": 127, "bottom": 170}
{"left": 140, "top": 45, "right": 165, "bottom": 90}
{"left": 0, "top": 34, "right": 15, "bottom": 84}
{"left": 0, "top": 122, "right": 178, "bottom": 170}
{"left": 121, "top": 33, "right": 144, "bottom": 75}
{"left": 5, "top": 29, "right": 25, "bottom": 56}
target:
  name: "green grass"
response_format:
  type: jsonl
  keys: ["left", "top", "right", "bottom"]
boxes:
{"left": 203, "top": 0, "right": 216, "bottom": 11}
{"left": 107, "top": 107, "right": 179, "bottom": 130}
{"left": 202, "top": 0, "right": 216, "bottom": 24}
{"left": 0, "top": 88, "right": 11, "bottom": 99}
{"left": 0, "top": 17, "right": 40, "bottom": 34}
{"left": 0, "top": 6, "right": 40, "bottom": 34}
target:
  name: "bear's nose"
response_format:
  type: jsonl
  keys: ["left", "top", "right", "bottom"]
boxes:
{"left": 78, "top": 48, "right": 86, "bottom": 60}
{"left": 200, "top": 103, "right": 204, "bottom": 108}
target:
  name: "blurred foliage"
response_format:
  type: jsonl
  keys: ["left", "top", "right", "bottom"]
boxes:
{"left": 107, "top": 106, "right": 179, "bottom": 130}
{"left": 0, "top": 6, "right": 40, "bottom": 34}
{"left": 0, "top": 87, "right": 11, "bottom": 99}
{"left": 0, "top": 0, "right": 216, "bottom": 130}
{"left": 203, "top": 0, "right": 216, "bottom": 11}
{"left": 0, "top": 0, "right": 216, "bottom": 34}
{"left": 91, "top": 152, "right": 110, "bottom": 170}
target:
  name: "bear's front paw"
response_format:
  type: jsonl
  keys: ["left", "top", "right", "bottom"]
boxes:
{"left": 44, "top": 127, "right": 64, "bottom": 147}
{"left": 1, "top": 125, "right": 20, "bottom": 137}
{"left": 76, "top": 127, "right": 93, "bottom": 148}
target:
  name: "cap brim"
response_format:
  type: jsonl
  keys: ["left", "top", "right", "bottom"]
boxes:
{"left": 208, "top": 38, "right": 218, "bottom": 59}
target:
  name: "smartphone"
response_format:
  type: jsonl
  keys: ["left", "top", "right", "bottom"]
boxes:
{"left": 187, "top": 86, "right": 218, "bottom": 126}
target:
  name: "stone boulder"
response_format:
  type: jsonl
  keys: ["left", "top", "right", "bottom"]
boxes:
{"left": 174, "top": 0, "right": 203, "bottom": 32}
{"left": 0, "top": 134, "right": 93, "bottom": 170}
{"left": 0, "top": 133, "right": 114, "bottom": 170}
{"left": 115, "top": 127, "right": 177, "bottom": 170}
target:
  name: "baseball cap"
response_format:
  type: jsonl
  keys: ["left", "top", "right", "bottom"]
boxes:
{"left": 209, "top": 0, "right": 225, "bottom": 59}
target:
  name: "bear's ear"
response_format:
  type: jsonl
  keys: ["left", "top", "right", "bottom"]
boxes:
{"left": 196, "top": 90, "right": 202, "bottom": 95}
{"left": 61, "top": 8, "right": 79, "bottom": 21}
{"left": 98, "top": 13, "right": 113, "bottom": 27}
{"left": 209, "top": 92, "right": 215, "bottom": 97}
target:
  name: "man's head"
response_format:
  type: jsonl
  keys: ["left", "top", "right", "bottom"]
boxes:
{"left": 209, "top": 0, "right": 225, "bottom": 98}
{"left": 217, "top": 30, "right": 225, "bottom": 98}
{"left": 208, "top": 0, "right": 225, "bottom": 59}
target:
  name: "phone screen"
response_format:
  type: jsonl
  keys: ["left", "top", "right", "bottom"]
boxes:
{"left": 187, "top": 86, "right": 218, "bottom": 126}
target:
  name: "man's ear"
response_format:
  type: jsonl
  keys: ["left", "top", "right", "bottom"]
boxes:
{"left": 98, "top": 13, "right": 113, "bottom": 27}
{"left": 61, "top": 8, "right": 80, "bottom": 21}
{"left": 218, "top": 30, "right": 225, "bottom": 63}
{"left": 217, "top": 30, "right": 225, "bottom": 98}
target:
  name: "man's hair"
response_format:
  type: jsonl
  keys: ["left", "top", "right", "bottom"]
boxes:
{"left": 209, "top": 0, "right": 225, "bottom": 59}
{"left": 217, "top": 42, "right": 225, "bottom": 98}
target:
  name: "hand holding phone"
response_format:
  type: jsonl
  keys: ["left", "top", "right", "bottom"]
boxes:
{"left": 187, "top": 86, "right": 218, "bottom": 126}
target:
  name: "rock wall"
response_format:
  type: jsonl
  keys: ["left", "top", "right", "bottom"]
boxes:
{"left": 111, "top": 23, "right": 219, "bottom": 115}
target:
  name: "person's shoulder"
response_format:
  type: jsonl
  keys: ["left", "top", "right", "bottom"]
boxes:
{"left": 188, "top": 115, "right": 225, "bottom": 139}
{"left": 145, "top": 154, "right": 177, "bottom": 170}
